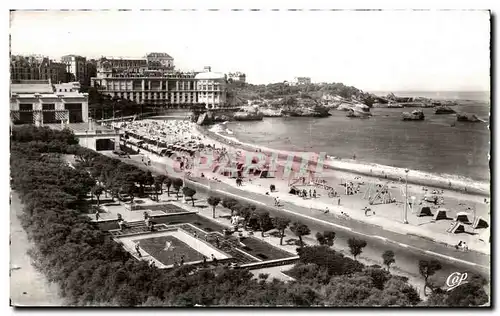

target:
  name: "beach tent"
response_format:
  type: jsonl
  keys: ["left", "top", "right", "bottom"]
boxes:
{"left": 433, "top": 208, "right": 448, "bottom": 221}
{"left": 478, "top": 229, "right": 490, "bottom": 243}
{"left": 455, "top": 212, "right": 470, "bottom": 224}
{"left": 446, "top": 222, "right": 466, "bottom": 234}
{"left": 289, "top": 187, "right": 299, "bottom": 195}
{"left": 416, "top": 206, "right": 433, "bottom": 217}
{"left": 472, "top": 216, "right": 489, "bottom": 229}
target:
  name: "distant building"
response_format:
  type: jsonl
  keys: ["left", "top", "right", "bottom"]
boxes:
{"left": 292, "top": 77, "right": 311, "bottom": 85}
{"left": 98, "top": 57, "right": 148, "bottom": 74}
{"left": 227, "top": 72, "right": 246, "bottom": 84}
{"left": 146, "top": 52, "right": 174, "bottom": 70}
{"left": 10, "top": 55, "right": 67, "bottom": 83}
{"left": 10, "top": 80, "right": 89, "bottom": 125}
{"left": 61, "top": 55, "right": 87, "bottom": 85}
{"left": 85, "top": 59, "right": 98, "bottom": 87}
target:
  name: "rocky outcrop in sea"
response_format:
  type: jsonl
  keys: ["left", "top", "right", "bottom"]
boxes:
{"left": 346, "top": 108, "right": 372, "bottom": 118}
{"left": 402, "top": 109, "right": 425, "bottom": 121}
{"left": 435, "top": 106, "right": 456, "bottom": 114}
{"left": 456, "top": 113, "right": 483, "bottom": 123}
{"left": 281, "top": 97, "right": 331, "bottom": 117}
{"left": 232, "top": 111, "right": 264, "bottom": 121}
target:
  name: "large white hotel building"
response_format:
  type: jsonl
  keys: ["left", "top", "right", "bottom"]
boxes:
{"left": 91, "top": 53, "right": 229, "bottom": 109}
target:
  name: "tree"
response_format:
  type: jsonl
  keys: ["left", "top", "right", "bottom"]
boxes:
{"left": 91, "top": 185, "right": 104, "bottom": 206}
{"left": 207, "top": 196, "right": 221, "bottom": 218}
{"left": 238, "top": 205, "right": 255, "bottom": 230}
{"left": 164, "top": 177, "right": 172, "bottom": 197}
{"left": 272, "top": 217, "right": 291, "bottom": 245}
{"left": 172, "top": 178, "right": 183, "bottom": 200}
{"left": 154, "top": 175, "right": 167, "bottom": 194}
{"left": 222, "top": 198, "right": 238, "bottom": 216}
{"left": 323, "top": 231, "right": 336, "bottom": 247}
{"left": 255, "top": 210, "right": 273, "bottom": 237}
{"left": 122, "top": 182, "right": 137, "bottom": 204}
{"left": 418, "top": 260, "right": 442, "bottom": 296}
{"left": 153, "top": 181, "right": 162, "bottom": 201}
{"left": 182, "top": 187, "right": 196, "bottom": 206}
{"left": 145, "top": 171, "right": 154, "bottom": 190}
{"left": 290, "top": 222, "right": 310, "bottom": 247}
{"left": 347, "top": 238, "right": 367, "bottom": 261}
{"left": 382, "top": 250, "right": 395, "bottom": 271}
{"left": 316, "top": 232, "right": 327, "bottom": 245}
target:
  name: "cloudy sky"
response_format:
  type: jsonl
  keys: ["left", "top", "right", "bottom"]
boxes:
{"left": 10, "top": 10, "right": 490, "bottom": 91}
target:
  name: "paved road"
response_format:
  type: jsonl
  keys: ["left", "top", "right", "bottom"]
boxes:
{"left": 108, "top": 154, "right": 491, "bottom": 287}
{"left": 10, "top": 192, "right": 63, "bottom": 306}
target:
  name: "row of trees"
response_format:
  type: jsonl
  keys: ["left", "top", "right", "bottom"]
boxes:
{"left": 207, "top": 195, "right": 489, "bottom": 305}
{"left": 10, "top": 126, "right": 489, "bottom": 306}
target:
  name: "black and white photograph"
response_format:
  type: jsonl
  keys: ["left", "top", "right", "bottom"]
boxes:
{"left": 6, "top": 3, "right": 493, "bottom": 308}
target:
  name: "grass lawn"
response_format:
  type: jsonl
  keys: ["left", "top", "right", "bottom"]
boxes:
{"left": 240, "top": 237, "right": 294, "bottom": 260}
{"left": 138, "top": 235, "right": 205, "bottom": 266}
{"left": 135, "top": 204, "right": 188, "bottom": 213}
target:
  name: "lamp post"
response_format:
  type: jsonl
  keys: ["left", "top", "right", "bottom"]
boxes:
{"left": 404, "top": 169, "right": 409, "bottom": 224}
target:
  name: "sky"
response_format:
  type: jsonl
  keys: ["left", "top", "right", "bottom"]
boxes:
{"left": 9, "top": 10, "right": 491, "bottom": 91}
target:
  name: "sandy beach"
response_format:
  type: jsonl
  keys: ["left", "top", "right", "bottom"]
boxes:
{"left": 201, "top": 123, "right": 490, "bottom": 196}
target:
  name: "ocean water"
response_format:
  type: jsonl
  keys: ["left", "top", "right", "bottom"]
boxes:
{"left": 224, "top": 95, "right": 491, "bottom": 182}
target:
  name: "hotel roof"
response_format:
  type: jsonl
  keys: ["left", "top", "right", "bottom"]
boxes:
{"left": 11, "top": 83, "right": 54, "bottom": 94}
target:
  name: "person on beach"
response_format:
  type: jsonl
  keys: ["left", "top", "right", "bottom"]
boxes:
{"left": 313, "top": 189, "right": 317, "bottom": 198}
{"left": 309, "top": 189, "right": 312, "bottom": 198}
{"left": 324, "top": 207, "right": 329, "bottom": 214}
{"left": 95, "top": 210, "right": 100, "bottom": 221}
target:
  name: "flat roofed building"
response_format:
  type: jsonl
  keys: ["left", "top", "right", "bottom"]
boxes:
{"left": 91, "top": 71, "right": 200, "bottom": 107}
{"left": 46, "top": 121, "right": 121, "bottom": 151}
{"left": 195, "top": 71, "right": 227, "bottom": 109}
{"left": 10, "top": 80, "right": 89, "bottom": 126}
